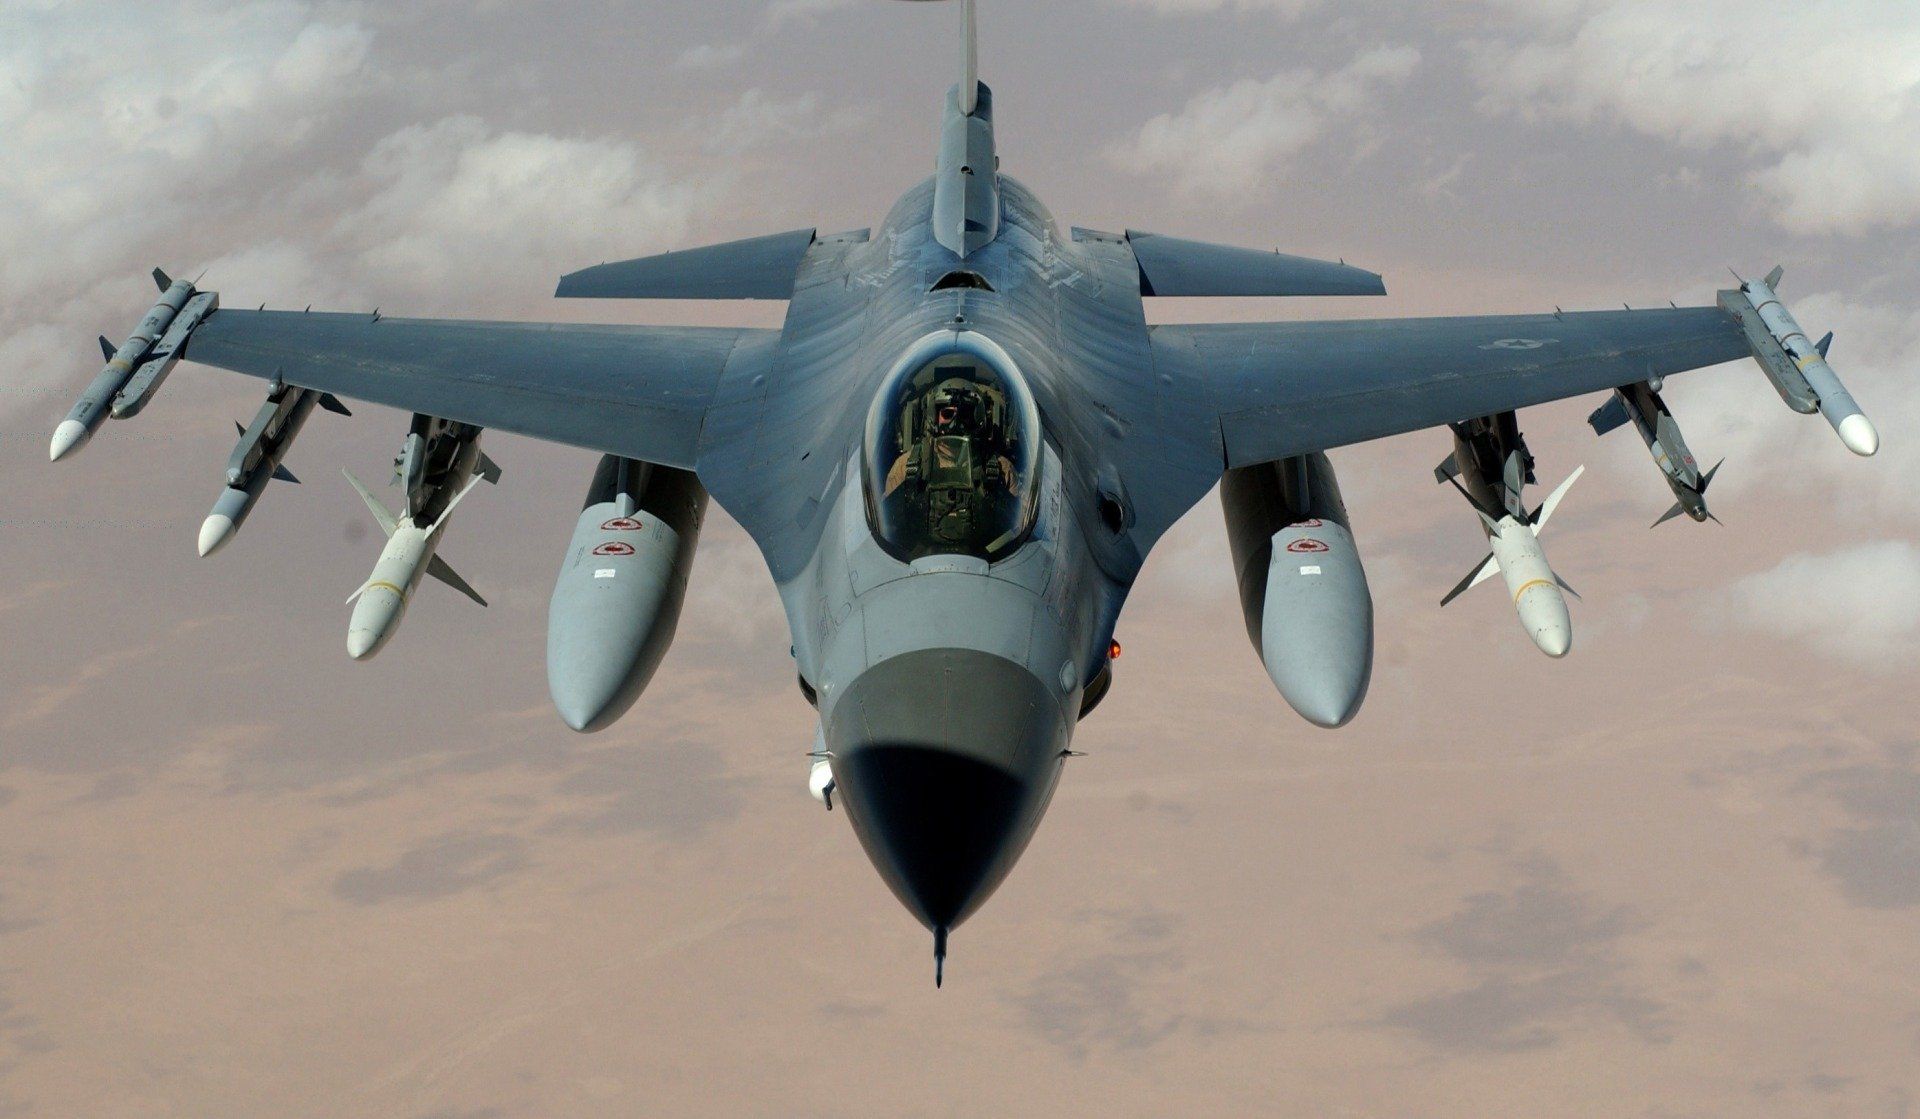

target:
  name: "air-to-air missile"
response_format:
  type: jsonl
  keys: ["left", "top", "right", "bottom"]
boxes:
{"left": 1221, "top": 451, "right": 1374, "bottom": 728}
{"left": 342, "top": 416, "right": 498, "bottom": 660}
{"left": 545, "top": 455, "right": 708, "bottom": 732}
{"left": 1721, "top": 265, "right": 1878, "bottom": 457}
{"left": 50, "top": 269, "right": 217, "bottom": 461}
{"left": 197, "top": 384, "right": 352, "bottom": 556}
{"left": 1588, "top": 379, "right": 1722, "bottom": 527}
{"left": 1438, "top": 413, "right": 1582, "bottom": 659}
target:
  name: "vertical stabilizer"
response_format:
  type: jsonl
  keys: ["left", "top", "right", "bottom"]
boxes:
{"left": 907, "top": 0, "right": 999, "bottom": 257}
{"left": 959, "top": 0, "right": 977, "bottom": 114}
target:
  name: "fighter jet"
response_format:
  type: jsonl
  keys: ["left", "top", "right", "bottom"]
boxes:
{"left": 50, "top": 1, "right": 1880, "bottom": 983}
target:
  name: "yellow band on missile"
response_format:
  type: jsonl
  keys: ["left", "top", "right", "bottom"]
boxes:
{"left": 365, "top": 580, "right": 406, "bottom": 598}
{"left": 1512, "top": 577, "right": 1554, "bottom": 604}
{"left": 106, "top": 359, "right": 131, "bottom": 371}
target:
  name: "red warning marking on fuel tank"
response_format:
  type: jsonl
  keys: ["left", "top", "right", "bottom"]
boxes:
{"left": 601, "top": 517, "right": 644, "bottom": 531}
{"left": 592, "top": 542, "right": 636, "bottom": 557}
{"left": 1286, "top": 538, "right": 1331, "bottom": 554}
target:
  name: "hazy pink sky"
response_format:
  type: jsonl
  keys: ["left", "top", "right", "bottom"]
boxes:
{"left": 2, "top": 2, "right": 1918, "bottom": 1115}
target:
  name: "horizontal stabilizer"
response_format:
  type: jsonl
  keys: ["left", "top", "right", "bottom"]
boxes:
{"left": 557, "top": 228, "right": 825, "bottom": 300}
{"left": 1588, "top": 393, "right": 1630, "bottom": 436}
{"left": 426, "top": 555, "right": 487, "bottom": 607}
{"left": 1122, "top": 231, "right": 1385, "bottom": 298}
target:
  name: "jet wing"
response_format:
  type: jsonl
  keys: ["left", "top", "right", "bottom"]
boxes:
{"left": 1149, "top": 306, "right": 1751, "bottom": 468}
{"left": 182, "top": 310, "right": 771, "bottom": 469}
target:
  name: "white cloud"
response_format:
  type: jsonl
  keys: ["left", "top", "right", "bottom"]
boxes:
{"left": 675, "top": 43, "right": 747, "bottom": 71}
{"left": 336, "top": 116, "right": 704, "bottom": 305}
{"left": 1108, "top": 0, "right": 1319, "bottom": 13}
{"left": 0, "top": 1, "right": 379, "bottom": 417}
{"left": 0, "top": 2, "right": 732, "bottom": 420}
{"left": 700, "top": 89, "right": 873, "bottom": 157}
{"left": 1108, "top": 46, "right": 1420, "bottom": 195}
{"left": 763, "top": 0, "right": 861, "bottom": 28}
{"left": 1705, "top": 541, "right": 1920, "bottom": 666}
{"left": 1465, "top": 0, "right": 1920, "bottom": 234}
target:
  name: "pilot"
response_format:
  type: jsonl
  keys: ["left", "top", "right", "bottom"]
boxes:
{"left": 883, "top": 380, "right": 1017, "bottom": 500}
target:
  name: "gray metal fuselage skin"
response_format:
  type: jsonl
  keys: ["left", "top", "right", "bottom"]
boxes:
{"left": 699, "top": 174, "right": 1191, "bottom": 935}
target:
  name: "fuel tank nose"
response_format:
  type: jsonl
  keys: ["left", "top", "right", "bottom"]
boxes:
{"left": 825, "top": 648, "right": 1068, "bottom": 932}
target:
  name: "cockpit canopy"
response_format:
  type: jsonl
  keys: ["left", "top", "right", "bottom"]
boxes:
{"left": 862, "top": 335, "right": 1042, "bottom": 563}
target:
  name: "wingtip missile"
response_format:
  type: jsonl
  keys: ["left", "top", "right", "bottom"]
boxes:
{"left": 48, "top": 420, "right": 90, "bottom": 462}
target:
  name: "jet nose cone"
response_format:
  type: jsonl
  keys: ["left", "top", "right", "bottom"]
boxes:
{"left": 826, "top": 648, "right": 1069, "bottom": 932}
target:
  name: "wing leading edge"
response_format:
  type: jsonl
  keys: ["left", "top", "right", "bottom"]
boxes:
{"left": 1150, "top": 306, "right": 1752, "bottom": 469}
{"left": 183, "top": 310, "right": 774, "bottom": 469}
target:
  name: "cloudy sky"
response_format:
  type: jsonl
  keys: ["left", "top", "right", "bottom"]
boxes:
{"left": 2, "top": 1, "right": 1918, "bottom": 1115}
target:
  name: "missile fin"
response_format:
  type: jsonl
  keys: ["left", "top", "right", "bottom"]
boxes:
{"left": 1441, "top": 552, "right": 1500, "bottom": 607}
{"left": 426, "top": 555, "right": 487, "bottom": 607}
{"left": 152, "top": 267, "right": 173, "bottom": 292}
{"left": 1763, "top": 264, "right": 1784, "bottom": 289}
{"left": 1652, "top": 501, "right": 1688, "bottom": 529}
{"left": 432, "top": 472, "right": 489, "bottom": 527}
{"left": 343, "top": 469, "right": 398, "bottom": 538}
{"left": 272, "top": 464, "right": 300, "bottom": 484}
{"left": 1433, "top": 454, "right": 1461, "bottom": 484}
{"left": 98, "top": 335, "right": 116, "bottom": 362}
{"left": 1816, "top": 332, "right": 1832, "bottom": 359}
{"left": 1531, "top": 465, "right": 1585, "bottom": 531}
{"left": 477, "top": 451, "right": 504, "bottom": 485}
{"left": 1555, "top": 572, "right": 1582, "bottom": 600}
{"left": 317, "top": 392, "right": 353, "bottom": 416}
{"left": 1700, "top": 459, "right": 1724, "bottom": 492}
{"left": 1587, "top": 393, "right": 1630, "bottom": 437}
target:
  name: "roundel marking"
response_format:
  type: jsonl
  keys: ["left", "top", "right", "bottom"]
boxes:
{"left": 592, "top": 541, "right": 636, "bottom": 557}
{"left": 1286, "top": 538, "right": 1331, "bottom": 554}
{"left": 601, "top": 517, "right": 644, "bottom": 531}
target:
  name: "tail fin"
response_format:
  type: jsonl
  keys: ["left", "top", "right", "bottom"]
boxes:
{"left": 959, "top": 0, "right": 977, "bottom": 114}
{"left": 1530, "top": 465, "right": 1585, "bottom": 531}
{"left": 344, "top": 469, "right": 398, "bottom": 537}
{"left": 1440, "top": 552, "right": 1501, "bottom": 607}
{"left": 911, "top": 0, "right": 998, "bottom": 256}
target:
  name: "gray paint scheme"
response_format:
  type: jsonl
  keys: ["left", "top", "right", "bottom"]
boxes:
{"left": 64, "top": 1, "right": 1865, "bottom": 967}
{"left": 1122, "top": 230, "right": 1386, "bottom": 297}
{"left": 554, "top": 227, "right": 827, "bottom": 300}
